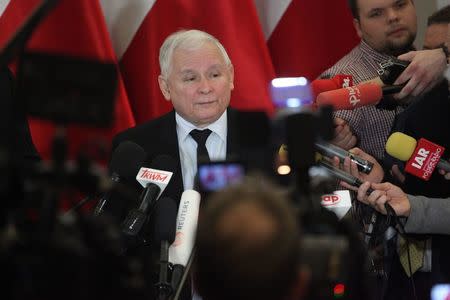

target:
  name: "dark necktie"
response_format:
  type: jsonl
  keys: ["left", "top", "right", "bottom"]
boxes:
{"left": 189, "top": 129, "right": 212, "bottom": 163}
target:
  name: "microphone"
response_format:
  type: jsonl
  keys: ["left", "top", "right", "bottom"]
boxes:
{"left": 316, "top": 82, "right": 404, "bottom": 110}
{"left": 121, "top": 155, "right": 176, "bottom": 236}
{"left": 315, "top": 140, "right": 373, "bottom": 174}
{"left": 93, "top": 141, "right": 146, "bottom": 216}
{"left": 153, "top": 197, "right": 177, "bottom": 300}
{"left": 386, "top": 132, "right": 450, "bottom": 181}
{"left": 319, "top": 159, "right": 399, "bottom": 234}
{"left": 169, "top": 190, "right": 201, "bottom": 294}
{"left": 320, "top": 190, "right": 352, "bottom": 220}
{"left": 311, "top": 74, "right": 353, "bottom": 98}
{"left": 318, "top": 159, "right": 375, "bottom": 194}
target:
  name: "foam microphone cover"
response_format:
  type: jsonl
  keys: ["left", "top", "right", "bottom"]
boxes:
{"left": 316, "top": 83, "right": 383, "bottom": 110}
{"left": 385, "top": 132, "right": 418, "bottom": 161}
{"left": 311, "top": 79, "right": 340, "bottom": 98}
{"left": 153, "top": 197, "right": 177, "bottom": 244}
{"left": 110, "top": 141, "right": 146, "bottom": 181}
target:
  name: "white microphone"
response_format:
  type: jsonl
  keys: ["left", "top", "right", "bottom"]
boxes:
{"left": 169, "top": 190, "right": 201, "bottom": 298}
{"left": 169, "top": 190, "right": 201, "bottom": 266}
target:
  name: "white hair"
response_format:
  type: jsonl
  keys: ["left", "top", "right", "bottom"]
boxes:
{"left": 159, "top": 29, "right": 232, "bottom": 79}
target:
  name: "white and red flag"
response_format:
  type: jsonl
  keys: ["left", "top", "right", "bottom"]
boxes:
{"left": 101, "top": 0, "right": 276, "bottom": 123}
{"left": 0, "top": 0, "right": 135, "bottom": 160}
{"left": 254, "top": 0, "right": 359, "bottom": 79}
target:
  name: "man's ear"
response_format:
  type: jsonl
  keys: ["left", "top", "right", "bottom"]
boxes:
{"left": 158, "top": 75, "right": 171, "bottom": 101}
{"left": 229, "top": 64, "right": 235, "bottom": 91}
{"left": 353, "top": 18, "right": 363, "bottom": 39}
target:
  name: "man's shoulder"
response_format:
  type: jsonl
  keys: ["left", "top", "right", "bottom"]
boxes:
{"left": 321, "top": 44, "right": 366, "bottom": 77}
{"left": 112, "top": 111, "right": 175, "bottom": 148}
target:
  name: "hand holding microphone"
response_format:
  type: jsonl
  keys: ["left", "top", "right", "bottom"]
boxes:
{"left": 356, "top": 182, "right": 411, "bottom": 217}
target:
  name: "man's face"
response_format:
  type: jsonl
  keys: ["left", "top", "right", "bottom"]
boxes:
{"left": 354, "top": 0, "right": 417, "bottom": 55}
{"left": 158, "top": 42, "right": 234, "bottom": 127}
{"left": 424, "top": 23, "right": 449, "bottom": 49}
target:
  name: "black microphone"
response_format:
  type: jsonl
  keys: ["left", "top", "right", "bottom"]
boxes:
{"left": 153, "top": 197, "right": 177, "bottom": 300}
{"left": 315, "top": 140, "right": 373, "bottom": 174}
{"left": 121, "top": 155, "right": 176, "bottom": 237}
{"left": 318, "top": 159, "right": 375, "bottom": 194}
{"left": 93, "top": 141, "right": 146, "bottom": 216}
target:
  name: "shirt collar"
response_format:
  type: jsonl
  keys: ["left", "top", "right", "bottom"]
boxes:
{"left": 175, "top": 110, "right": 228, "bottom": 143}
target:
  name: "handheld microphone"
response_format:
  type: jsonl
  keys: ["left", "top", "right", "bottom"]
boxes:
{"left": 318, "top": 159, "right": 396, "bottom": 234}
{"left": 121, "top": 155, "right": 176, "bottom": 236}
{"left": 315, "top": 140, "right": 373, "bottom": 174}
{"left": 316, "top": 83, "right": 404, "bottom": 110}
{"left": 153, "top": 197, "right": 177, "bottom": 300}
{"left": 311, "top": 74, "right": 353, "bottom": 98}
{"left": 318, "top": 159, "right": 374, "bottom": 195}
{"left": 386, "top": 132, "right": 449, "bottom": 181}
{"left": 169, "top": 190, "right": 201, "bottom": 294}
{"left": 93, "top": 141, "right": 146, "bottom": 216}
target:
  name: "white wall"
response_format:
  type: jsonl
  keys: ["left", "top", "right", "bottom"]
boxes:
{"left": 414, "top": 0, "right": 449, "bottom": 49}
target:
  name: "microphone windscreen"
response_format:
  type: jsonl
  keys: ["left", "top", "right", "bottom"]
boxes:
{"left": 153, "top": 197, "right": 177, "bottom": 244}
{"left": 311, "top": 79, "right": 340, "bottom": 98}
{"left": 316, "top": 83, "right": 382, "bottom": 110}
{"left": 110, "top": 141, "right": 146, "bottom": 180}
{"left": 150, "top": 154, "right": 177, "bottom": 173}
{"left": 385, "top": 132, "right": 418, "bottom": 161}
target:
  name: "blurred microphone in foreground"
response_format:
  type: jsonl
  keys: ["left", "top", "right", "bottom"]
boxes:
{"left": 153, "top": 197, "right": 177, "bottom": 300}
{"left": 93, "top": 141, "right": 146, "bottom": 216}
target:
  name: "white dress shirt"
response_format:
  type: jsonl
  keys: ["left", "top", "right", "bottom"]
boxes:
{"left": 175, "top": 111, "right": 227, "bottom": 190}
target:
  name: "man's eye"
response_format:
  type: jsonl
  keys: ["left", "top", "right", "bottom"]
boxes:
{"left": 395, "top": 1, "right": 406, "bottom": 9}
{"left": 369, "top": 10, "right": 382, "bottom": 18}
{"left": 184, "top": 77, "right": 195, "bottom": 82}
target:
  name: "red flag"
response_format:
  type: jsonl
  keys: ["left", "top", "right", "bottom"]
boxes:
{"left": 0, "top": 0, "right": 135, "bottom": 160}
{"left": 103, "top": 0, "right": 275, "bottom": 124}
{"left": 256, "top": 0, "right": 360, "bottom": 79}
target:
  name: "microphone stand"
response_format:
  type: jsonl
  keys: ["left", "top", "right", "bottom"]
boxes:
{"left": 172, "top": 247, "right": 196, "bottom": 300}
{"left": 156, "top": 240, "right": 172, "bottom": 300}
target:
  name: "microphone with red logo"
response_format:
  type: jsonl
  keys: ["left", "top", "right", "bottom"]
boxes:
{"left": 315, "top": 82, "right": 404, "bottom": 110}
{"left": 169, "top": 190, "right": 201, "bottom": 299}
{"left": 121, "top": 154, "right": 176, "bottom": 236}
{"left": 320, "top": 190, "right": 352, "bottom": 220}
{"left": 386, "top": 132, "right": 450, "bottom": 181}
{"left": 311, "top": 74, "right": 353, "bottom": 98}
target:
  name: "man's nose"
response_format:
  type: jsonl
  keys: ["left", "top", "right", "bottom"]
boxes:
{"left": 386, "top": 8, "right": 400, "bottom": 23}
{"left": 198, "top": 77, "right": 212, "bottom": 93}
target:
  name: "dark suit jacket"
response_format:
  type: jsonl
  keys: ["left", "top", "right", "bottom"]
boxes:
{"left": 388, "top": 79, "right": 450, "bottom": 285}
{"left": 111, "top": 107, "right": 270, "bottom": 299}
{"left": 112, "top": 107, "right": 271, "bottom": 205}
